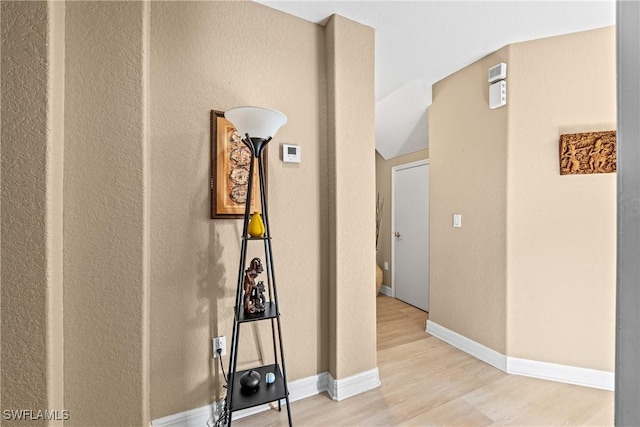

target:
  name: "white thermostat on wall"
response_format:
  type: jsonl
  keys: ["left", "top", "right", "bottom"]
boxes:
{"left": 283, "top": 144, "right": 301, "bottom": 163}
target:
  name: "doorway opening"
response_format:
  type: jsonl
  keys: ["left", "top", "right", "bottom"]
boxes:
{"left": 391, "top": 160, "right": 429, "bottom": 312}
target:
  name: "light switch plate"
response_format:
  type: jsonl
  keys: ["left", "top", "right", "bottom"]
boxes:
{"left": 453, "top": 214, "right": 462, "bottom": 228}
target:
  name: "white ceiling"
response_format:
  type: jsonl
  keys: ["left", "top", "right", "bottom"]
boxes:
{"left": 255, "top": 0, "right": 616, "bottom": 159}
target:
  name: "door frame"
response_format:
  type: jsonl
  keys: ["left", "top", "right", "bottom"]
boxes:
{"left": 391, "top": 159, "right": 430, "bottom": 299}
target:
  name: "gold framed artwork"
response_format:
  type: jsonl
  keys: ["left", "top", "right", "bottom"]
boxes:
{"left": 210, "top": 110, "right": 267, "bottom": 219}
{"left": 559, "top": 130, "right": 616, "bottom": 175}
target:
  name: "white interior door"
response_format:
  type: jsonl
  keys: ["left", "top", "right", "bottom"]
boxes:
{"left": 393, "top": 161, "right": 429, "bottom": 311}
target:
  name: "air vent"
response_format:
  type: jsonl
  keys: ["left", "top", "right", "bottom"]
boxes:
{"left": 488, "top": 63, "right": 507, "bottom": 83}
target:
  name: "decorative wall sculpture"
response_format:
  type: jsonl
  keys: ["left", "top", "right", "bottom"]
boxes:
{"left": 210, "top": 110, "right": 267, "bottom": 219}
{"left": 559, "top": 130, "right": 616, "bottom": 175}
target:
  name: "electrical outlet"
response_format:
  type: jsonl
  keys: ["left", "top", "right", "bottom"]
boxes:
{"left": 213, "top": 336, "right": 226, "bottom": 358}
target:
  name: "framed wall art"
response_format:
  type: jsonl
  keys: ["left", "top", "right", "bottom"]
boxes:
{"left": 559, "top": 130, "right": 616, "bottom": 175}
{"left": 210, "top": 110, "right": 267, "bottom": 219}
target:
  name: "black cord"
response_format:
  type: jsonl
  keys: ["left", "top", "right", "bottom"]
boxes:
{"left": 214, "top": 348, "right": 229, "bottom": 427}
{"left": 214, "top": 399, "right": 228, "bottom": 427}
{"left": 218, "top": 349, "right": 228, "bottom": 384}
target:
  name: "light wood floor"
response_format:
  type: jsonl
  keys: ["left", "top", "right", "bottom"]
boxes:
{"left": 234, "top": 295, "right": 613, "bottom": 426}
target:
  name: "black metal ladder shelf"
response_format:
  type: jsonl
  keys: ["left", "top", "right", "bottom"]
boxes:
{"left": 224, "top": 134, "right": 293, "bottom": 427}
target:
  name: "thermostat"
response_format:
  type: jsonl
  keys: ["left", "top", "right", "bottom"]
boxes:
{"left": 283, "top": 144, "right": 301, "bottom": 163}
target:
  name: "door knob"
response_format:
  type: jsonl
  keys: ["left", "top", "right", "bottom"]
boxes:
{"left": 395, "top": 231, "right": 401, "bottom": 238}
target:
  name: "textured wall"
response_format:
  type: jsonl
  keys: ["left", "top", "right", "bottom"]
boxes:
{"left": 1, "top": 1, "right": 50, "bottom": 420}
{"left": 429, "top": 47, "right": 510, "bottom": 354}
{"left": 507, "top": 27, "right": 616, "bottom": 371}
{"left": 429, "top": 27, "right": 616, "bottom": 369}
{"left": 326, "top": 14, "right": 377, "bottom": 379}
{"left": 47, "top": 0, "right": 65, "bottom": 418}
{"left": 1, "top": 2, "right": 378, "bottom": 423}
{"left": 375, "top": 149, "right": 429, "bottom": 288}
{"left": 149, "top": 1, "right": 329, "bottom": 418}
{"left": 64, "top": 2, "right": 148, "bottom": 425}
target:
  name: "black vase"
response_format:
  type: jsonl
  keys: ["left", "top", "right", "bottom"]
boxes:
{"left": 239, "top": 370, "right": 261, "bottom": 394}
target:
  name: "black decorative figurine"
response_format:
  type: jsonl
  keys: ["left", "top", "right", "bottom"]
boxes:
{"left": 243, "top": 258, "right": 266, "bottom": 315}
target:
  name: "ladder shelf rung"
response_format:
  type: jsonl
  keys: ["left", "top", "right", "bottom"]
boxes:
{"left": 229, "top": 363, "right": 287, "bottom": 412}
{"left": 235, "top": 302, "right": 279, "bottom": 323}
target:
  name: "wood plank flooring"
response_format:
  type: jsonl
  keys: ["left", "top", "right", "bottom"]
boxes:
{"left": 233, "top": 295, "right": 613, "bottom": 426}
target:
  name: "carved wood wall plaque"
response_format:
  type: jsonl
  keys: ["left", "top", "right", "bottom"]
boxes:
{"left": 559, "top": 130, "right": 616, "bottom": 175}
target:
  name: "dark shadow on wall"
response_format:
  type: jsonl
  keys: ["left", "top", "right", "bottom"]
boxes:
{"left": 195, "top": 227, "right": 230, "bottom": 405}
{"left": 188, "top": 129, "right": 234, "bottom": 417}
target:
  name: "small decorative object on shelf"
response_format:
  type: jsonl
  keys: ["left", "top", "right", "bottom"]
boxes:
{"left": 221, "top": 106, "right": 292, "bottom": 427}
{"left": 248, "top": 211, "right": 265, "bottom": 237}
{"left": 239, "top": 370, "right": 261, "bottom": 394}
{"left": 265, "top": 372, "right": 276, "bottom": 385}
{"left": 243, "top": 258, "right": 266, "bottom": 316}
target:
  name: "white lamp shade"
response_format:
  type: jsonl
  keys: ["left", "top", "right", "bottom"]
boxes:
{"left": 225, "top": 106, "right": 287, "bottom": 139}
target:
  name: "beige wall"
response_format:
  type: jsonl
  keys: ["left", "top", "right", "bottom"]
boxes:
{"left": 149, "top": 1, "right": 330, "bottom": 417}
{"left": 1, "top": 2, "right": 376, "bottom": 426}
{"left": 64, "top": 2, "right": 149, "bottom": 425}
{"left": 1, "top": 1, "right": 50, "bottom": 420}
{"left": 47, "top": 0, "right": 65, "bottom": 418}
{"left": 507, "top": 27, "right": 616, "bottom": 371}
{"left": 429, "top": 46, "right": 510, "bottom": 354}
{"left": 375, "top": 149, "right": 429, "bottom": 288}
{"left": 1, "top": 1, "right": 376, "bottom": 423}
{"left": 429, "top": 27, "right": 616, "bottom": 370}
{"left": 326, "top": 14, "right": 377, "bottom": 379}
{"left": 150, "top": 6, "right": 376, "bottom": 416}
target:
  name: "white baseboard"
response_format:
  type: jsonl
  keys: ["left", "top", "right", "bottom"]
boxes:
{"left": 231, "top": 371, "right": 330, "bottom": 419}
{"left": 426, "top": 320, "right": 507, "bottom": 371}
{"left": 327, "top": 367, "right": 381, "bottom": 401}
{"left": 507, "top": 357, "right": 614, "bottom": 391}
{"left": 150, "top": 402, "right": 219, "bottom": 427}
{"left": 379, "top": 285, "right": 392, "bottom": 297}
{"left": 152, "top": 369, "right": 382, "bottom": 426}
{"left": 426, "top": 320, "right": 614, "bottom": 391}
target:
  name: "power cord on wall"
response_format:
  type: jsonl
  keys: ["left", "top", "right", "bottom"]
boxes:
{"left": 214, "top": 348, "right": 229, "bottom": 427}
{"left": 218, "top": 348, "right": 228, "bottom": 384}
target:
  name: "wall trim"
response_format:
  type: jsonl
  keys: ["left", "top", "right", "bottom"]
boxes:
{"left": 150, "top": 402, "right": 219, "bottom": 427}
{"left": 507, "top": 357, "right": 614, "bottom": 391}
{"left": 426, "top": 320, "right": 507, "bottom": 371}
{"left": 426, "top": 320, "right": 614, "bottom": 391}
{"left": 327, "top": 368, "right": 381, "bottom": 401}
{"left": 152, "top": 370, "right": 382, "bottom": 426}
{"left": 151, "top": 372, "right": 328, "bottom": 426}
{"left": 379, "top": 285, "right": 392, "bottom": 297}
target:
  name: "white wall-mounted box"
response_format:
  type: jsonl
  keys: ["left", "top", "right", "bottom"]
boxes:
{"left": 489, "top": 80, "right": 507, "bottom": 109}
{"left": 453, "top": 214, "right": 462, "bottom": 228}
{"left": 488, "top": 62, "right": 507, "bottom": 83}
{"left": 283, "top": 144, "right": 301, "bottom": 163}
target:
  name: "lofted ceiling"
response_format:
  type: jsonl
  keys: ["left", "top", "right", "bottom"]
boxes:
{"left": 254, "top": 0, "right": 615, "bottom": 159}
